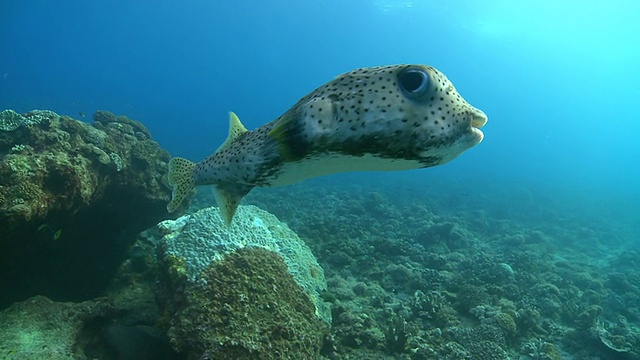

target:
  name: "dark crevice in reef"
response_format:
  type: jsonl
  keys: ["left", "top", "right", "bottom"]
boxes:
{"left": 0, "top": 190, "right": 159, "bottom": 309}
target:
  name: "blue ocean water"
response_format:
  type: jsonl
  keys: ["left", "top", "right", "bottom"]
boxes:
{"left": 2, "top": 0, "right": 639, "bottom": 196}
{"left": 1, "top": 1, "right": 640, "bottom": 357}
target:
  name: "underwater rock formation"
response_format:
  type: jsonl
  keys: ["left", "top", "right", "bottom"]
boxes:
{"left": 151, "top": 205, "right": 330, "bottom": 359}
{"left": 0, "top": 109, "right": 172, "bottom": 309}
{"left": 0, "top": 294, "right": 138, "bottom": 359}
{"left": 0, "top": 295, "right": 111, "bottom": 359}
{"left": 0, "top": 280, "right": 175, "bottom": 360}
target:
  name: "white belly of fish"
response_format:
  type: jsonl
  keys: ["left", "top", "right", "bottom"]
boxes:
{"left": 266, "top": 152, "right": 424, "bottom": 187}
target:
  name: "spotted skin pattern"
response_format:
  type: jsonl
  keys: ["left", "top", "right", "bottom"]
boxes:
{"left": 166, "top": 158, "right": 195, "bottom": 211}
{"left": 167, "top": 64, "right": 487, "bottom": 223}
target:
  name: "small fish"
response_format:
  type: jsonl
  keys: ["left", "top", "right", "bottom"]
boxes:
{"left": 79, "top": 111, "right": 85, "bottom": 118}
{"left": 37, "top": 223, "right": 62, "bottom": 240}
{"left": 167, "top": 64, "right": 487, "bottom": 223}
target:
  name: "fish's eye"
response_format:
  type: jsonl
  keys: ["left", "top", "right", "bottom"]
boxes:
{"left": 398, "top": 68, "right": 430, "bottom": 98}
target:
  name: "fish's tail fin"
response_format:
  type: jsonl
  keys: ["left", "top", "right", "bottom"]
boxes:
{"left": 167, "top": 157, "right": 197, "bottom": 212}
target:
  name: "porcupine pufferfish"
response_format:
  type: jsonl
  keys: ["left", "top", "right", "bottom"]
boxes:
{"left": 167, "top": 64, "right": 487, "bottom": 224}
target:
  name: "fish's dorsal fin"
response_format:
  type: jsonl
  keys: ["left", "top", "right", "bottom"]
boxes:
{"left": 216, "top": 111, "right": 248, "bottom": 153}
{"left": 212, "top": 182, "right": 253, "bottom": 225}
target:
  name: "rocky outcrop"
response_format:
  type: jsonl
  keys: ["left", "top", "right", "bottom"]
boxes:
{"left": 0, "top": 109, "right": 172, "bottom": 309}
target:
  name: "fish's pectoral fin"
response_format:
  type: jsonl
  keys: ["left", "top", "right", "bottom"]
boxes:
{"left": 167, "top": 157, "right": 197, "bottom": 212}
{"left": 269, "top": 96, "right": 344, "bottom": 162}
{"left": 212, "top": 182, "right": 253, "bottom": 225}
{"left": 216, "top": 111, "right": 249, "bottom": 153}
{"left": 268, "top": 111, "right": 303, "bottom": 161}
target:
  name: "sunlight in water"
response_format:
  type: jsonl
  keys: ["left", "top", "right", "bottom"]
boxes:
{"left": 371, "top": 0, "right": 414, "bottom": 12}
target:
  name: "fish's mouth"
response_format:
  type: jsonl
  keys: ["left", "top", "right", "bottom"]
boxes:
{"left": 469, "top": 109, "right": 487, "bottom": 142}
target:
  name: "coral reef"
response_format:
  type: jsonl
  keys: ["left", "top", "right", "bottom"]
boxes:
{"left": 154, "top": 205, "right": 331, "bottom": 324}
{"left": 0, "top": 109, "right": 172, "bottom": 309}
{"left": 148, "top": 205, "right": 331, "bottom": 358}
{"left": 167, "top": 247, "right": 329, "bottom": 359}
{"left": 0, "top": 109, "right": 50, "bottom": 131}
{"left": 1, "top": 109, "right": 638, "bottom": 359}
{"left": 239, "top": 178, "right": 640, "bottom": 359}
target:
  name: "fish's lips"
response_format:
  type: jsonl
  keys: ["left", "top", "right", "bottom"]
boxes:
{"left": 469, "top": 109, "right": 487, "bottom": 143}
{"left": 471, "top": 109, "right": 488, "bottom": 129}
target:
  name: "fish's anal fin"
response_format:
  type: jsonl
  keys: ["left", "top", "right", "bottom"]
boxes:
{"left": 216, "top": 111, "right": 248, "bottom": 153}
{"left": 167, "top": 157, "right": 197, "bottom": 212}
{"left": 212, "top": 182, "right": 253, "bottom": 225}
